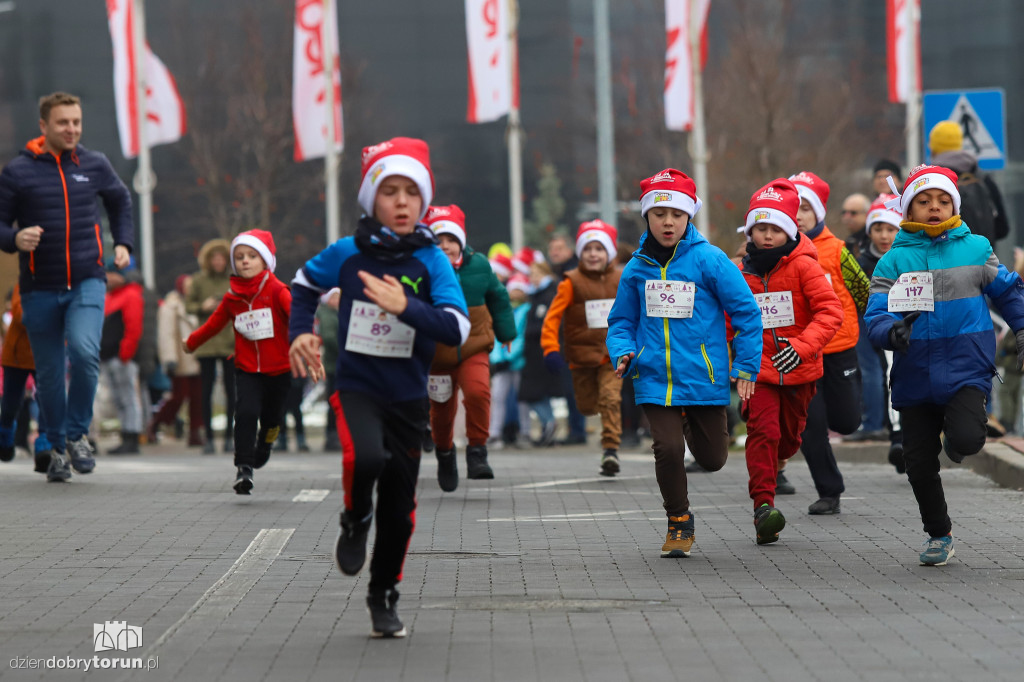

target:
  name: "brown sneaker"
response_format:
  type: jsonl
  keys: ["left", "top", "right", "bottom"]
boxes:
{"left": 661, "top": 513, "right": 695, "bottom": 557}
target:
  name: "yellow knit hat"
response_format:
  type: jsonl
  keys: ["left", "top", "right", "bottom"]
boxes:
{"left": 929, "top": 121, "right": 963, "bottom": 156}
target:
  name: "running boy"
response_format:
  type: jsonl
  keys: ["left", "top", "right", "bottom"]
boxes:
{"left": 183, "top": 229, "right": 291, "bottom": 495}
{"left": 288, "top": 138, "right": 469, "bottom": 637}
{"left": 607, "top": 168, "right": 762, "bottom": 558}
{"left": 541, "top": 220, "right": 623, "bottom": 475}
{"left": 735, "top": 179, "right": 842, "bottom": 544}
{"left": 789, "top": 171, "right": 871, "bottom": 514}
{"left": 425, "top": 204, "right": 515, "bottom": 489}
{"left": 865, "top": 165, "right": 1024, "bottom": 566}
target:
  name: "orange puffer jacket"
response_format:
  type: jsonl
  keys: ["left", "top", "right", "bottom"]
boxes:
{"left": 737, "top": 234, "right": 843, "bottom": 386}
{"left": 811, "top": 226, "right": 860, "bottom": 353}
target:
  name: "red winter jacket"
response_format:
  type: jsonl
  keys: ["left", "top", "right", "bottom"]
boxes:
{"left": 101, "top": 281, "right": 144, "bottom": 363}
{"left": 736, "top": 234, "right": 843, "bottom": 386}
{"left": 186, "top": 271, "right": 292, "bottom": 375}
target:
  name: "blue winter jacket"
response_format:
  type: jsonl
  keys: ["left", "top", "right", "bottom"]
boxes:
{"left": 864, "top": 223, "right": 1024, "bottom": 407}
{"left": 289, "top": 229, "right": 469, "bottom": 403}
{"left": 606, "top": 226, "right": 763, "bottom": 406}
{"left": 0, "top": 138, "right": 133, "bottom": 292}
{"left": 489, "top": 303, "right": 529, "bottom": 372}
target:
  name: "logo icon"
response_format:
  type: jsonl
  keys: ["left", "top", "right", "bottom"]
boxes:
{"left": 426, "top": 206, "right": 451, "bottom": 220}
{"left": 754, "top": 211, "right": 771, "bottom": 221}
{"left": 71, "top": 173, "right": 90, "bottom": 183}
{"left": 791, "top": 172, "right": 813, "bottom": 184}
{"left": 650, "top": 170, "right": 674, "bottom": 183}
{"left": 757, "top": 187, "right": 783, "bottom": 202}
{"left": 653, "top": 192, "right": 672, "bottom": 203}
{"left": 912, "top": 177, "right": 930, "bottom": 192}
{"left": 94, "top": 622, "right": 143, "bottom": 653}
{"left": 400, "top": 275, "right": 423, "bottom": 294}
{"left": 362, "top": 141, "right": 393, "bottom": 163}
{"left": 370, "top": 163, "right": 385, "bottom": 185}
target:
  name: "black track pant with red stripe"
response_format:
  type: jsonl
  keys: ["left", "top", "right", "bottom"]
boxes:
{"left": 330, "top": 391, "right": 426, "bottom": 592}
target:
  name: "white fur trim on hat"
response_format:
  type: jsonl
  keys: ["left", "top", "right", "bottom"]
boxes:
{"left": 357, "top": 154, "right": 433, "bottom": 221}
{"left": 231, "top": 234, "right": 276, "bottom": 273}
{"left": 888, "top": 172, "right": 961, "bottom": 217}
{"left": 640, "top": 189, "right": 702, "bottom": 219}
{"left": 575, "top": 229, "right": 614, "bottom": 258}
{"left": 430, "top": 220, "right": 466, "bottom": 250}
{"left": 793, "top": 185, "right": 826, "bottom": 222}
{"left": 741, "top": 208, "right": 799, "bottom": 241}
{"left": 866, "top": 208, "right": 902, "bottom": 234}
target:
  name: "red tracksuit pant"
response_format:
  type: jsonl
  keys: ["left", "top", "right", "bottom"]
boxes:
{"left": 744, "top": 382, "right": 816, "bottom": 510}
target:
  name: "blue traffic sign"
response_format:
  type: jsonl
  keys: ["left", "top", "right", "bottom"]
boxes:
{"left": 923, "top": 88, "right": 1007, "bottom": 170}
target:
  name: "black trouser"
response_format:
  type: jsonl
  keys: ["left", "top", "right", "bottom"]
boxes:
{"left": 282, "top": 376, "right": 306, "bottom": 439}
{"left": 324, "top": 373, "right": 339, "bottom": 447}
{"left": 330, "top": 391, "right": 427, "bottom": 591}
{"left": 233, "top": 371, "right": 291, "bottom": 467}
{"left": 199, "top": 356, "right": 235, "bottom": 441}
{"left": 899, "top": 387, "right": 987, "bottom": 538}
{"left": 800, "top": 347, "right": 862, "bottom": 498}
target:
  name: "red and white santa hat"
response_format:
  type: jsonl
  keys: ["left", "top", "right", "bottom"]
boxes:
{"left": 575, "top": 219, "right": 617, "bottom": 258}
{"left": 424, "top": 204, "right": 467, "bottom": 250}
{"left": 506, "top": 273, "right": 531, "bottom": 295}
{"left": 231, "top": 229, "right": 277, "bottom": 274}
{"left": 490, "top": 253, "right": 514, "bottom": 278}
{"left": 866, "top": 194, "right": 903, "bottom": 234}
{"left": 788, "top": 171, "right": 830, "bottom": 223}
{"left": 739, "top": 179, "right": 801, "bottom": 241}
{"left": 639, "top": 168, "right": 702, "bottom": 219}
{"left": 512, "top": 247, "right": 545, "bottom": 275}
{"left": 357, "top": 137, "right": 435, "bottom": 221}
{"left": 883, "top": 164, "right": 961, "bottom": 217}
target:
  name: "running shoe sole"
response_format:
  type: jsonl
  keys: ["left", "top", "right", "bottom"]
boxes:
{"left": 755, "top": 509, "right": 786, "bottom": 545}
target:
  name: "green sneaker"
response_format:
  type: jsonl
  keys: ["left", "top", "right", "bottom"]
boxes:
{"left": 754, "top": 503, "right": 786, "bottom": 545}
{"left": 919, "top": 534, "right": 955, "bottom": 566}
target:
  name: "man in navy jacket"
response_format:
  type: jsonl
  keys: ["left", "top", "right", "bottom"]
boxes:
{"left": 0, "top": 92, "right": 134, "bottom": 482}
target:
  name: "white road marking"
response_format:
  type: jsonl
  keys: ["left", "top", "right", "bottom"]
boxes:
{"left": 292, "top": 489, "right": 331, "bottom": 502}
{"left": 480, "top": 504, "right": 743, "bottom": 523}
{"left": 513, "top": 475, "right": 648, "bottom": 489}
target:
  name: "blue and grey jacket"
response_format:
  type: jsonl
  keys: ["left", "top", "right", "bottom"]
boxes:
{"left": 606, "top": 226, "right": 762, "bottom": 407}
{"left": 864, "top": 223, "right": 1024, "bottom": 407}
{"left": 290, "top": 224, "right": 469, "bottom": 403}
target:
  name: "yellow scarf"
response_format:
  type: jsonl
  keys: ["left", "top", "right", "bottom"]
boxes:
{"left": 899, "top": 214, "right": 962, "bottom": 238}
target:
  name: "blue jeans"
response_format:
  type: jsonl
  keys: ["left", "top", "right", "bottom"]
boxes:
{"left": 20, "top": 278, "right": 106, "bottom": 448}
{"left": 855, "top": 316, "right": 885, "bottom": 431}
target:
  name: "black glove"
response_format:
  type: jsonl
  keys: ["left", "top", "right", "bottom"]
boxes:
{"left": 888, "top": 311, "right": 921, "bottom": 352}
{"left": 770, "top": 337, "right": 801, "bottom": 374}
{"left": 1015, "top": 329, "right": 1024, "bottom": 371}
{"left": 544, "top": 351, "right": 566, "bottom": 374}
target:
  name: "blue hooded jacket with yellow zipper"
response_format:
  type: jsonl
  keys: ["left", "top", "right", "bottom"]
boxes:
{"left": 606, "top": 225, "right": 763, "bottom": 407}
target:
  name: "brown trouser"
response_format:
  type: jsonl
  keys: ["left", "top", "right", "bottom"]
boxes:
{"left": 571, "top": 363, "right": 622, "bottom": 449}
{"left": 429, "top": 351, "right": 491, "bottom": 450}
{"left": 642, "top": 404, "right": 729, "bottom": 518}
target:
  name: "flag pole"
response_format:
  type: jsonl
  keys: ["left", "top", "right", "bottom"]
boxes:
{"left": 322, "top": 0, "right": 340, "bottom": 244}
{"left": 507, "top": 0, "right": 524, "bottom": 252}
{"left": 905, "top": 0, "right": 921, "bottom": 168}
{"left": 132, "top": 0, "right": 156, "bottom": 289}
{"left": 594, "top": 0, "right": 616, "bottom": 228}
{"left": 688, "top": 0, "right": 709, "bottom": 236}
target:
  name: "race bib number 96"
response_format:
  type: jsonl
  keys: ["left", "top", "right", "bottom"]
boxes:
{"left": 645, "top": 280, "right": 695, "bottom": 318}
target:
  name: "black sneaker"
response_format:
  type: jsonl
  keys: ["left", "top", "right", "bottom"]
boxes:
{"left": 600, "top": 449, "right": 620, "bottom": 477}
{"left": 776, "top": 470, "right": 796, "bottom": 495}
{"left": 46, "top": 452, "right": 72, "bottom": 483}
{"left": 754, "top": 504, "right": 786, "bottom": 545}
{"left": 422, "top": 429, "right": 434, "bottom": 454}
{"left": 466, "top": 445, "right": 494, "bottom": 480}
{"left": 67, "top": 435, "right": 97, "bottom": 473}
{"left": 34, "top": 447, "right": 52, "bottom": 473}
{"left": 366, "top": 589, "right": 406, "bottom": 638}
{"left": 335, "top": 510, "right": 371, "bottom": 576}
{"left": 808, "top": 496, "right": 840, "bottom": 515}
{"left": 888, "top": 443, "right": 906, "bottom": 474}
{"left": 253, "top": 443, "right": 273, "bottom": 469}
{"left": 436, "top": 447, "right": 458, "bottom": 492}
{"left": 233, "top": 465, "right": 254, "bottom": 495}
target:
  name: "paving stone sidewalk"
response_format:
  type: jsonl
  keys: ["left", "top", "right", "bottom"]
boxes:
{"left": 0, "top": 440, "right": 1022, "bottom": 682}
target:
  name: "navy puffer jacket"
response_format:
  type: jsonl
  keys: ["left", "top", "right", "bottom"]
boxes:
{"left": 0, "top": 137, "right": 134, "bottom": 292}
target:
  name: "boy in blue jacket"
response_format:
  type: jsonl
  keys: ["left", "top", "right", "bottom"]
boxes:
{"left": 865, "top": 164, "right": 1024, "bottom": 567}
{"left": 607, "top": 169, "right": 762, "bottom": 558}
{"left": 288, "top": 138, "right": 469, "bottom": 637}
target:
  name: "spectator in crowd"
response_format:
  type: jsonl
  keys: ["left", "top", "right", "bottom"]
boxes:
{"left": 0, "top": 91, "right": 134, "bottom": 482}
{"left": 148, "top": 274, "right": 203, "bottom": 446}
{"left": 99, "top": 262, "right": 146, "bottom": 455}
{"left": 186, "top": 238, "right": 236, "bottom": 454}
{"left": 0, "top": 285, "right": 52, "bottom": 470}
{"left": 518, "top": 254, "right": 563, "bottom": 446}
{"left": 872, "top": 159, "right": 903, "bottom": 196}
{"left": 277, "top": 377, "right": 311, "bottom": 453}
{"left": 489, "top": 274, "right": 530, "bottom": 448}
{"left": 841, "top": 193, "right": 871, "bottom": 258}
{"left": 546, "top": 232, "right": 578, "bottom": 278}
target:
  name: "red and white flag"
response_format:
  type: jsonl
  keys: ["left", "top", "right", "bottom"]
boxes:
{"left": 664, "top": 0, "right": 710, "bottom": 132}
{"left": 465, "top": 0, "right": 517, "bottom": 123}
{"left": 887, "top": 0, "right": 921, "bottom": 103}
{"left": 106, "top": 0, "right": 186, "bottom": 160}
{"left": 293, "top": 0, "right": 343, "bottom": 161}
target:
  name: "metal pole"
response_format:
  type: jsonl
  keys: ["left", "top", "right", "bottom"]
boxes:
{"left": 322, "top": 0, "right": 340, "bottom": 243}
{"left": 905, "top": 0, "right": 922, "bottom": 169}
{"left": 507, "top": 0, "right": 524, "bottom": 251}
{"left": 593, "top": 0, "right": 616, "bottom": 227}
{"left": 689, "top": 0, "right": 709, "bottom": 235}
{"left": 132, "top": 0, "right": 155, "bottom": 289}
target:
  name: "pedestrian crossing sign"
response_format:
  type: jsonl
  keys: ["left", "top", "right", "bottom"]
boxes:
{"left": 923, "top": 88, "right": 1007, "bottom": 170}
